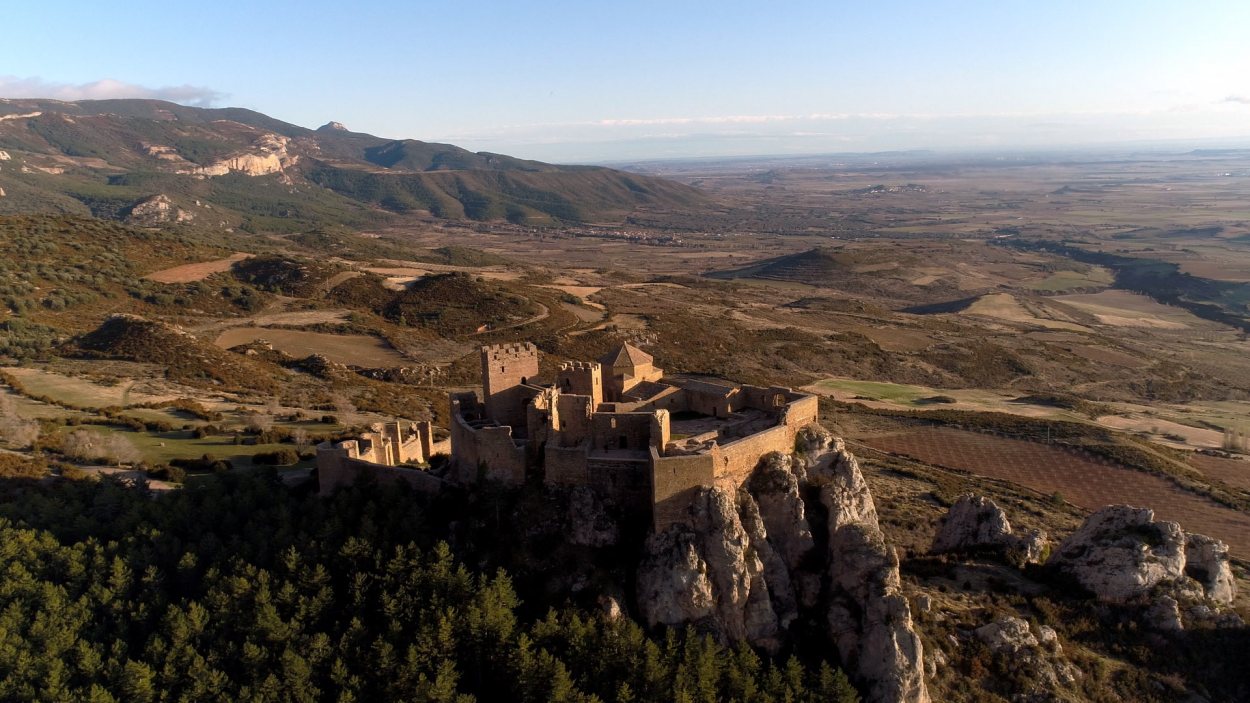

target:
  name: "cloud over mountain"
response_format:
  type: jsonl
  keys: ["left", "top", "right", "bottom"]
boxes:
{"left": 0, "top": 76, "right": 224, "bottom": 107}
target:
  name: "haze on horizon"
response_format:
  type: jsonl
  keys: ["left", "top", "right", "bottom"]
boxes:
{"left": 4, "top": 0, "right": 1249, "bottom": 163}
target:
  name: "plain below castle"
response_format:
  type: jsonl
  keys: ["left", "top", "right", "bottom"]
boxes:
{"left": 318, "top": 342, "right": 819, "bottom": 530}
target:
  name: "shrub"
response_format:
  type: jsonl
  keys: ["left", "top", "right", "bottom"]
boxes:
{"left": 253, "top": 448, "right": 300, "bottom": 466}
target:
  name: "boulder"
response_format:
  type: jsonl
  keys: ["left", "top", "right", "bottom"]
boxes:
{"left": 1184, "top": 533, "right": 1236, "bottom": 605}
{"left": 931, "top": 495, "right": 1049, "bottom": 565}
{"left": 931, "top": 495, "right": 1013, "bottom": 553}
{"left": 1047, "top": 505, "right": 1186, "bottom": 602}
{"left": 1048, "top": 505, "right": 1239, "bottom": 607}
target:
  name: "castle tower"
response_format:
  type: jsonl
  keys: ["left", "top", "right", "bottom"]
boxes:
{"left": 599, "top": 342, "right": 663, "bottom": 401}
{"left": 556, "top": 361, "right": 603, "bottom": 409}
{"left": 481, "top": 343, "right": 540, "bottom": 430}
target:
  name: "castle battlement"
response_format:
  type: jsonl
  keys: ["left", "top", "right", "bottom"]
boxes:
{"left": 483, "top": 342, "right": 538, "bottom": 361}
{"left": 559, "top": 360, "right": 600, "bottom": 371}
{"left": 319, "top": 341, "right": 819, "bottom": 533}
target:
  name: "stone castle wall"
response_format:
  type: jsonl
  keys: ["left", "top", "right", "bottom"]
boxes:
{"left": 317, "top": 444, "right": 443, "bottom": 496}
{"left": 650, "top": 447, "right": 717, "bottom": 531}
{"left": 590, "top": 412, "right": 659, "bottom": 452}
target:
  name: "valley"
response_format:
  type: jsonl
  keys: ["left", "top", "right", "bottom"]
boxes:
{"left": 2, "top": 101, "right": 1250, "bottom": 702}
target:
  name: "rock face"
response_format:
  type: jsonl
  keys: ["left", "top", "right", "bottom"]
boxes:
{"left": 931, "top": 495, "right": 1048, "bottom": 564}
{"left": 567, "top": 486, "right": 619, "bottom": 547}
{"left": 814, "top": 437, "right": 931, "bottom": 703}
{"left": 637, "top": 486, "right": 777, "bottom": 650}
{"left": 638, "top": 426, "right": 931, "bottom": 703}
{"left": 1048, "top": 505, "right": 1236, "bottom": 606}
{"left": 177, "top": 133, "right": 294, "bottom": 177}
{"left": 125, "top": 194, "right": 193, "bottom": 225}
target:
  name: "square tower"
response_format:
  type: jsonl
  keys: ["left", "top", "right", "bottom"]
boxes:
{"left": 556, "top": 360, "right": 603, "bottom": 409}
{"left": 481, "top": 343, "right": 540, "bottom": 429}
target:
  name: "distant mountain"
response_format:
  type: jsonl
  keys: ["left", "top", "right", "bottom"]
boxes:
{"left": 0, "top": 98, "right": 705, "bottom": 229}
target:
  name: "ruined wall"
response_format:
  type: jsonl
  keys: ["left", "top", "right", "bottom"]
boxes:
{"left": 482, "top": 343, "right": 539, "bottom": 430}
{"left": 588, "top": 455, "right": 652, "bottom": 509}
{"left": 712, "top": 424, "right": 794, "bottom": 488}
{"left": 650, "top": 447, "right": 716, "bottom": 531}
{"left": 590, "top": 412, "right": 658, "bottom": 452}
{"left": 316, "top": 440, "right": 444, "bottom": 496}
{"left": 451, "top": 408, "right": 526, "bottom": 484}
{"left": 685, "top": 387, "right": 741, "bottom": 418}
{"left": 781, "top": 394, "right": 819, "bottom": 429}
{"left": 544, "top": 444, "right": 589, "bottom": 485}
{"left": 556, "top": 394, "right": 594, "bottom": 446}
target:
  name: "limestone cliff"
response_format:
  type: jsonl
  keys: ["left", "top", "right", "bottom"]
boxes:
{"left": 637, "top": 427, "right": 930, "bottom": 703}
{"left": 176, "top": 133, "right": 295, "bottom": 177}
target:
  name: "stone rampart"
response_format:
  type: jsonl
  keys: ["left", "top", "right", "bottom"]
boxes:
{"left": 650, "top": 447, "right": 716, "bottom": 531}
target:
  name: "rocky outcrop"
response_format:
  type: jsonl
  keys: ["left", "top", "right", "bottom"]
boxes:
{"left": 177, "top": 133, "right": 295, "bottom": 177}
{"left": 1048, "top": 505, "right": 1236, "bottom": 607}
{"left": 125, "top": 194, "right": 194, "bottom": 225}
{"left": 0, "top": 150, "right": 10, "bottom": 160}
{"left": 745, "top": 451, "right": 819, "bottom": 607}
{"left": 637, "top": 487, "right": 777, "bottom": 649}
{"left": 975, "top": 617, "right": 1081, "bottom": 692}
{"left": 1184, "top": 533, "right": 1235, "bottom": 605}
{"left": 931, "top": 495, "right": 1048, "bottom": 565}
{"left": 814, "top": 434, "right": 930, "bottom": 703}
{"left": 567, "top": 486, "right": 619, "bottom": 547}
{"left": 637, "top": 427, "right": 930, "bottom": 702}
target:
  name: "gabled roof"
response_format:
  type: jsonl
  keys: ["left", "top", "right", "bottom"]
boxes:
{"left": 599, "top": 342, "right": 653, "bottom": 368}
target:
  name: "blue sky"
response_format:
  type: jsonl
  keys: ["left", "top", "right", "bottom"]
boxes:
{"left": 4, "top": 0, "right": 1250, "bottom": 161}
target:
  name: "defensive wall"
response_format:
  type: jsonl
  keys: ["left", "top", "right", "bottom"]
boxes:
{"left": 319, "top": 341, "right": 820, "bottom": 533}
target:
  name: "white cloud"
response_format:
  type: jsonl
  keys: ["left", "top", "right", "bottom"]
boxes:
{"left": 0, "top": 76, "right": 224, "bottom": 107}
{"left": 1223, "top": 95, "right": 1250, "bottom": 105}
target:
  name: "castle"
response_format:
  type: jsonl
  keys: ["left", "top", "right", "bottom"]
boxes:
{"left": 318, "top": 342, "right": 819, "bottom": 531}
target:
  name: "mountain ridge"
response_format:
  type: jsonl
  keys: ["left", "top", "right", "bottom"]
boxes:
{"left": 0, "top": 98, "right": 705, "bottom": 228}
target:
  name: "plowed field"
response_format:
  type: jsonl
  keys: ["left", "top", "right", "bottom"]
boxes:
{"left": 864, "top": 426, "right": 1250, "bottom": 557}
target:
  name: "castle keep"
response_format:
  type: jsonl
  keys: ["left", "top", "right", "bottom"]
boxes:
{"left": 320, "top": 342, "right": 819, "bottom": 530}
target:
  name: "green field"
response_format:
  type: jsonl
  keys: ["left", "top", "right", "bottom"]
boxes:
{"left": 77, "top": 425, "right": 304, "bottom": 467}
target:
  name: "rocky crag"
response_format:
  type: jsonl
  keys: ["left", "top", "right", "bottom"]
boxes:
{"left": 637, "top": 427, "right": 930, "bottom": 703}
{"left": 1046, "top": 505, "right": 1238, "bottom": 626}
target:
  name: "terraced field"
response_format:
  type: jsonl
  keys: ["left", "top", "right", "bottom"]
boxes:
{"left": 863, "top": 426, "right": 1250, "bottom": 557}
{"left": 1190, "top": 453, "right": 1250, "bottom": 492}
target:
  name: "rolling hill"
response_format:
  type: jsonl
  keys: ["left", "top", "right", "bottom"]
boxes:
{"left": 0, "top": 98, "right": 706, "bottom": 229}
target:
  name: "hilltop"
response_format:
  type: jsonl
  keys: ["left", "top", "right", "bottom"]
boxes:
{"left": 0, "top": 98, "right": 706, "bottom": 230}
